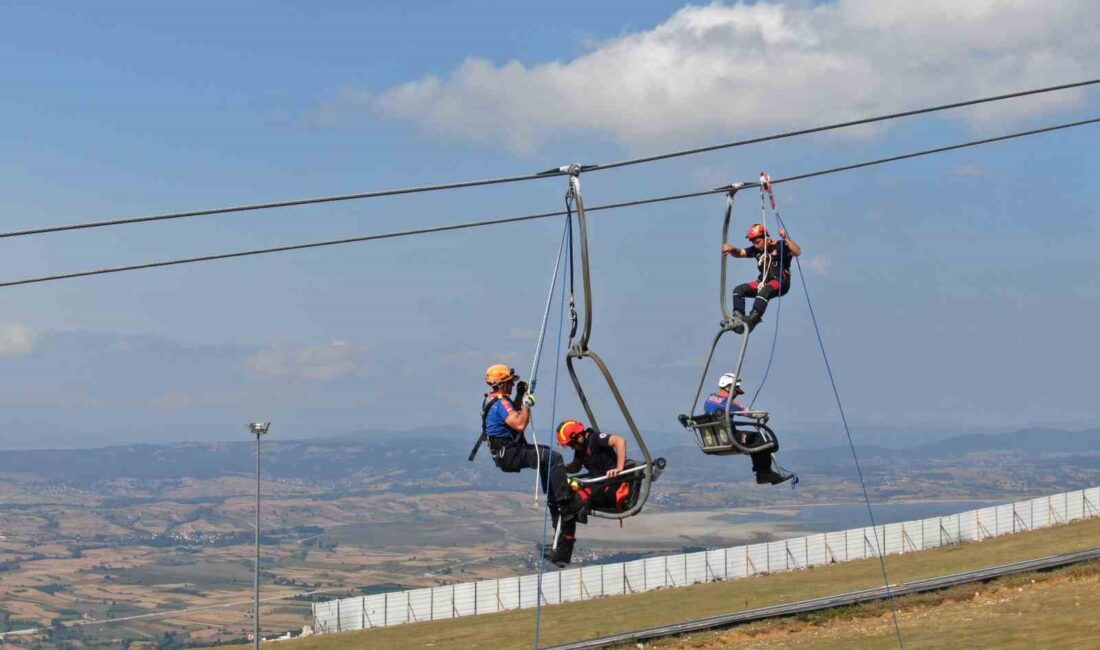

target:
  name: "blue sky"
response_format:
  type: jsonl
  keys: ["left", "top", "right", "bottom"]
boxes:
{"left": 0, "top": 1, "right": 1097, "bottom": 449}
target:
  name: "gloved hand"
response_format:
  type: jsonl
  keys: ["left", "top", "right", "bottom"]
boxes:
{"left": 523, "top": 392, "right": 537, "bottom": 408}
{"left": 514, "top": 380, "right": 528, "bottom": 404}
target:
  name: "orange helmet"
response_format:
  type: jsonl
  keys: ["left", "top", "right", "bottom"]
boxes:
{"left": 745, "top": 224, "right": 769, "bottom": 240}
{"left": 555, "top": 419, "right": 589, "bottom": 447}
{"left": 485, "top": 364, "right": 518, "bottom": 386}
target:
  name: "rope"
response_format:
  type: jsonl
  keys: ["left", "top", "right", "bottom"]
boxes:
{"left": 534, "top": 231, "right": 571, "bottom": 649}
{"left": 747, "top": 177, "right": 783, "bottom": 409}
{"left": 776, "top": 211, "right": 905, "bottom": 648}
{"left": 525, "top": 217, "right": 572, "bottom": 506}
{"left": 3, "top": 78, "right": 1094, "bottom": 240}
{"left": 1, "top": 116, "right": 1093, "bottom": 289}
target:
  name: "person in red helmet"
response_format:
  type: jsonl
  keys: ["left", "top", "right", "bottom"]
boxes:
{"left": 544, "top": 420, "right": 631, "bottom": 566}
{"left": 479, "top": 365, "right": 588, "bottom": 532}
{"left": 722, "top": 223, "right": 801, "bottom": 332}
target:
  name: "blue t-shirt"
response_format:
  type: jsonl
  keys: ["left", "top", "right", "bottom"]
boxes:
{"left": 704, "top": 391, "right": 745, "bottom": 416}
{"left": 483, "top": 395, "right": 520, "bottom": 438}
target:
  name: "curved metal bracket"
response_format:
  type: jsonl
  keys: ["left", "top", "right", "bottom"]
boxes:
{"left": 561, "top": 169, "right": 656, "bottom": 520}
{"left": 719, "top": 184, "right": 745, "bottom": 323}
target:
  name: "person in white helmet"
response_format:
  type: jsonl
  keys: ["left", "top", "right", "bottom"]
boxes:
{"left": 704, "top": 373, "right": 787, "bottom": 484}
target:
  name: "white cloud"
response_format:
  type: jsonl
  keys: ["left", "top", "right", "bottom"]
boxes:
{"left": 243, "top": 340, "right": 367, "bottom": 381}
{"left": 0, "top": 323, "right": 39, "bottom": 357}
{"left": 337, "top": 1, "right": 1095, "bottom": 152}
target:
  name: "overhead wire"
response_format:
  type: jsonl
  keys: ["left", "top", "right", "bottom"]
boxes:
{"left": 1, "top": 116, "right": 1095, "bottom": 290}
{"left": 0, "top": 79, "right": 1096, "bottom": 240}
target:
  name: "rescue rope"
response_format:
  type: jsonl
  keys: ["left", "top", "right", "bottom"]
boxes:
{"left": 534, "top": 229, "right": 571, "bottom": 649}
{"left": 747, "top": 174, "right": 783, "bottom": 409}
{"left": 526, "top": 216, "right": 572, "bottom": 506}
{"left": 775, "top": 210, "right": 905, "bottom": 648}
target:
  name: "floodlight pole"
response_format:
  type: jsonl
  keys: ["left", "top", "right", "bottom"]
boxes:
{"left": 249, "top": 422, "right": 270, "bottom": 649}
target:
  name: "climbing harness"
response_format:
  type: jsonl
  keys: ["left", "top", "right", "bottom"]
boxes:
{"left": 558, "top": 165, "right": 665, "bottom": 521}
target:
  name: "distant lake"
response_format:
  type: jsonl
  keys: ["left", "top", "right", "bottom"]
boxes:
{"left": 717, "top": 500, "right": 1001, "bottom": 532}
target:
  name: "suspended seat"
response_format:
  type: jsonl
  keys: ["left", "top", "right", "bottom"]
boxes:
{"left": 572, "top": 457, "right": 667, "bottom": 514}
{"left": 678, "top": 411, "right": 778, "bottom": 456}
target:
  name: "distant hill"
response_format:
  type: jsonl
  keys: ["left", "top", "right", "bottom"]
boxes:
{"left": 0, "top": 427, "right": 1094, "bottom": 491}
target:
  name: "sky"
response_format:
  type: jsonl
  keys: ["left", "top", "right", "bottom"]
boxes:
{"left": 0, "top": 1, "right": 1098, "bottom": 449}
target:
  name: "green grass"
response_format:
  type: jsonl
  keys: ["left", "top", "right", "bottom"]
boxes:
{"left": 220, "top": 516, "right": 1100, "bottom": 649}
{"left": 648, "top": 561, "right": 1100, "bottom": 648}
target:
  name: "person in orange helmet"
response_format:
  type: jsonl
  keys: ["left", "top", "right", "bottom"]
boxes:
{"left": 480, "top": 365, "right": 589, "bottom": 535}
{"left": 722, "top": 224, "right": 801, "bottom": 333}
{"left": 546, "top": 419, "right": 631, "bottom": 566}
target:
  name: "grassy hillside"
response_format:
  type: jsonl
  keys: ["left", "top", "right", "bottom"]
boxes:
{"left": 650, "top": 560, "right": 1100, "bottom": 648}
{"left": 220, "top": 516, "right": 1100, "bottom": 649}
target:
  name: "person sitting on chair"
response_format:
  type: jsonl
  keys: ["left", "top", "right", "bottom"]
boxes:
{"left": 704, "top": 373, "right": 790, "bottom": 485}
{"left": 543, "top": 419, "right": 632, "bottom": 566}
{"left": 722, "top": 224, "right": 801, "bottom": 333}
{"left": 481, "top": 365, "right": 589, "bottom": 535}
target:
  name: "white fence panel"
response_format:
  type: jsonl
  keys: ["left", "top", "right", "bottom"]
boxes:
{"left": 1066, "top": 490, "right": 1085, "bottom": 521}
{"left": 558, "top": 568, "right": 582, "bottom": 604}
{"left": 517, "top": 574, "right": 540, "bottom": 609}
{"left": 705, "top": 549, "right": 727, "bottom": 581}
{"left": 684, "top": 551, "right": 708, "bottom": 585}
{"left": 643, "top": 557, "right": 665, "bottom": 590}
{"left": 450, "top": 583, "right": 475, "bottom": 619}
{"left": 407, "top": 588, "right": 433, "bottom": 622}
{"left": 495, "top": 577, "right": 520, "bottom": 611}
{"left": 744, "top": 542, "right": 768, "bottom": 576}
{"left": 430, "top": 586, "right": 452, "bottom": 621}
{"left": 880, "top": 523, "right": 902, "bottom": 556}
{"left": 623, "top": 558, "right": 646, "bottom": 594}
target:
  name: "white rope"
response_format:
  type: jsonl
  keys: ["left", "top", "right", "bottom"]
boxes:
{"left": 525, "top": 219, "right": 570, "bottom": 507}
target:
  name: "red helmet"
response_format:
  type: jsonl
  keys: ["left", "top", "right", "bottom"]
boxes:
{"left": 555, "top": 419, "right": 589, "bottom": 447}
{"left": 745, "top": 224, "right": 769, "bottom": 240}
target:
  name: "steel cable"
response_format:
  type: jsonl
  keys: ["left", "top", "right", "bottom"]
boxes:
{"left": 0, "top": 117, "right": 1095, "bottom": 289}
{"left": 1, "top": 80, "right": 1096, "bottom": 240}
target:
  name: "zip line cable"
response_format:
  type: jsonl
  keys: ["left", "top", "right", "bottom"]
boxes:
{"left": 592, "top": 78, "right": 1099, "bottom": 172}
{"left": 1, "top": 79, "right": 1096, "bottom": 240}
{"left": 1, "top": 116, "right": 1094, "bottom": 290}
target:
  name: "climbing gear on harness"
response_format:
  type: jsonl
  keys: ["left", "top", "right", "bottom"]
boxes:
{"left": 555, "top": 419, "right": 588, "bottom": 447}
{"left": 485, "top": 365, "right": 517, "bottom": 386}
{"left": 558, "top": 165, "right": 664, "bottom": 520}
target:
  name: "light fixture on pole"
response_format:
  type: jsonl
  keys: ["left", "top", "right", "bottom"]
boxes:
{"left": 248, "top": 421, "right": 270, "bottom": 650}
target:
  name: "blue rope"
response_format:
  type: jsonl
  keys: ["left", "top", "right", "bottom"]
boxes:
{"left": 533, "top": 217, "right": 570, "bottom": 649}
{"left": 776, "top": 212, "right": 904, "bottom": 649}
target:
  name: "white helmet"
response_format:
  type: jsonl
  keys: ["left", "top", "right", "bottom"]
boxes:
{"left": 718, "top": 373, "right": 742, "bottom": 390}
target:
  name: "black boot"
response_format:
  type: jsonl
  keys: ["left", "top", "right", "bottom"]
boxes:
{"left": 558, "top": 491, "right": 590, "bottom": 523}
{"left": 744, "top": 312, "right": 762, "bottom": 332}
{"left": 755, "top": 468, "right": 794, "bottom": 485}
{"left": 543, "top": 537, "right": 576, "bottom": 567}
{"left": 730, "top": 310, "right": 747, "bottom": 334}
